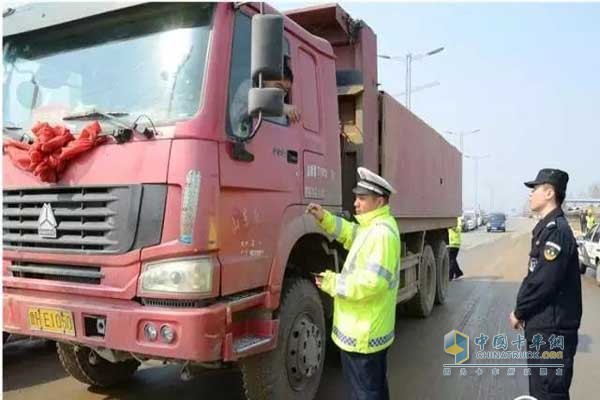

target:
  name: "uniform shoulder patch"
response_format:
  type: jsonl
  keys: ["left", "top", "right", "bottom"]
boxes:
{"left": 543, "top": 241, "right": 561, "bottom": 261}
{"left": 546, "top": 220, "right": 557, "bottom": 229}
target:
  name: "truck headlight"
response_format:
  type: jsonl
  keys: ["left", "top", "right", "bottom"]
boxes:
{"left": 140, "top": 257, "right": 213, "bottom": 295}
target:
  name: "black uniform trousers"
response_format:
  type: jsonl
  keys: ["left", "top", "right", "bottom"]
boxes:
{"left": 340, "top": 348, "right": 389, "bottom": 400}
{"left": 525, "top": 329, "right": 578, "bottom": 400}
{"left": 448, "top": 247, "right": 463, "bottom": 279}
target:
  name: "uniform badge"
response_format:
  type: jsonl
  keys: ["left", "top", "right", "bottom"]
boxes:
{"left": 528, "top": 258, "right": 538, "bottom": 272}
{"left": 543, "top": 241, "right": 561, "bottom": 261}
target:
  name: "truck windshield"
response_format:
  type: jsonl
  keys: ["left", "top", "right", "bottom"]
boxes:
{"left": 3, "top": 3, "right": 213, "bottom": 132}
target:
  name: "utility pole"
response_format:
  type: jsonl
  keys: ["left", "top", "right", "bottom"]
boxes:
{"left": 444, "top": 129, "right": 481, "bottom": 155}
{"left": 464, "top": 154, "right": 490, "bottom": 210}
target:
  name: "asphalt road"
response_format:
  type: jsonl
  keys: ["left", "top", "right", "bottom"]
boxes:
{"left": 3, "top": 218, "right": 599, "bottom": 399}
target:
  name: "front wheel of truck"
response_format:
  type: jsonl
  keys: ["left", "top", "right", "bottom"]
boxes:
{"left": 240, "top": 278, "right": 325, "bottom": 400}
{"left": 57, "top": 342, "right": 140, "bottom": 387}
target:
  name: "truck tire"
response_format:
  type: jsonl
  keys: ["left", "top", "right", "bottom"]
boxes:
{"left": 433, "top": 240, "right": 449, "bottom": 305}
{"left": 57, "top": 342, "right": 139, "bottom": 387}
{"left": 579, "top": 261, "right": 587, "bottom": 274}
{"left": 240, "top": 278, "right": 325, "bottom": 400}
{"left": 406, "top": 245, "right": 437, "bottom": 317}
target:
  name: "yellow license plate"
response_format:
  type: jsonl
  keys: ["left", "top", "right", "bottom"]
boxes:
{"left": 28, "top": 308, "right": 75, "bottom": 336}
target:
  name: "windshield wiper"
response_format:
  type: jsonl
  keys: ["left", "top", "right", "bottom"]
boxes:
{"left": 63, "top": 109, "right": 130, "bottom": 129}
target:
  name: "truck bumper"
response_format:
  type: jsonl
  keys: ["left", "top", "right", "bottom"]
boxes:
{"left": 3, "top": 288, "right": 272, "bottom": 362}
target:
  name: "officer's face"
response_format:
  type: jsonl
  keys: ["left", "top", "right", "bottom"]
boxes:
{"left": 354, "top": 194, "right": 385, "bottom": 215}
{"left": 529, "top": 184, "right": 555, "bottom": 212}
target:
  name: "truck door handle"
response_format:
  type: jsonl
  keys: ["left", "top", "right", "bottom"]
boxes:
{"left": 287, "top": 150, "right": 298, "bottom": 164}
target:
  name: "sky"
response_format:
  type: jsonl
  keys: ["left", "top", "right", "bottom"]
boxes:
{"left": 274, "top": 1, "right": 600, "bottom": 213}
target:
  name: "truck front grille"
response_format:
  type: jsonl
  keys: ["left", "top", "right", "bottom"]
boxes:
{"left": 10, "top": 262, "right": 103, "bottom": 285}
{"left": 2, "top": 185, "right": 142, "bottom": 253}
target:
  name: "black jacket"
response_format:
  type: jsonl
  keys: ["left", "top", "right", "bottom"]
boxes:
{"left": 515, "top": 208, "right": 582, "bottom": 330}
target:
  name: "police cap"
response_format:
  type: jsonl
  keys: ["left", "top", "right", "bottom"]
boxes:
{"left": 353, "top": 167, "right": 396, "bottom": 197}
{"left": 524, "top": 168, "right": 569, "bottom": 195}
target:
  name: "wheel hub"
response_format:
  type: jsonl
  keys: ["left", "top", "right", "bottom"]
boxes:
{"left": 286, "top": 314, "right": 323, "bottom": 390}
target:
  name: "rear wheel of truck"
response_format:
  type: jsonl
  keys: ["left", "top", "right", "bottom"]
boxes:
{"left": 433, "top": 240, "right": 449, "bottom": 305}
{"left": 406, "top": 244, "right": 437, "bottom": 317}
{"left": 240, "top": 278, "right": 325, "bottom": 400}
{"left": 57, "top": 342, "right": 140, "bottom": 387}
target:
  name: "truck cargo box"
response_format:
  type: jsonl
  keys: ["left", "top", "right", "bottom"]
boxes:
{"left": 380, "top": 92, "right": 462, "bottom": 228}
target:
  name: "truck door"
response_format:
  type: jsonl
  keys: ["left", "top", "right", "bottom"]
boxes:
{"left": 218, "top": 10, "right": 302, "bottom": 295}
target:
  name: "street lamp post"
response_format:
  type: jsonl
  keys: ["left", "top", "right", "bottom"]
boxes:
{"left": 378, "top": 46, "right": 444, "bottom": 110}
{"left": 464, "top": 154, "right": 490, "bottom": 210}
{"left": 444, "top": 129, "right": 481, "bottom": 155}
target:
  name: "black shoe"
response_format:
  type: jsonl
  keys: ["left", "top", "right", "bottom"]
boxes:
{"left": 454, "top": 271, "right": 464, "bottom": 280}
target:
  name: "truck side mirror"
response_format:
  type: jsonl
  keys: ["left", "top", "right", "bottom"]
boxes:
{"left": 248, "top": 87, "right": 284, "bottom": 117}
{"left": 244, "top": 13, "right": 285, "bottom": 131}
{"left": 251, "top": 14, "right": 284, "bottom": 81}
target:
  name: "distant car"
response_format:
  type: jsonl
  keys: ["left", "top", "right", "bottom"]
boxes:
{"left": 463, "top": 214, "right": 477, "bottom": 231}
{"left": 481, "top": 213, "right": 489, "bottom": 225}
{"left": 487, "top": 213, "right": 506, "bottom": 232}
{"left": 577, "top": 224, "right": 600, "bottom": 285}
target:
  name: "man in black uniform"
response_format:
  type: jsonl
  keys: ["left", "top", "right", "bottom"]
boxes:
{"left": 510, "top": 168, "right": 582, "bottom": 400}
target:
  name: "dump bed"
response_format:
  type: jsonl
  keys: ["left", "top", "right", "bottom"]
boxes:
{"left": 380, "top": 92, "right": 462, "bottom": 221}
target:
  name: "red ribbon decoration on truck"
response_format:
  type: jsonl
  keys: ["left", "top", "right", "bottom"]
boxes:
{"left": 3, "top": 121, "right": 106, "bottom": 183}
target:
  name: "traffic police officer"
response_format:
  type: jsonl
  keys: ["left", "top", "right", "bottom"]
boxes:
{"left": 510, "top": 168, "right": 582, "bottom": 400}
{"left": 448, "top": 217, "right": 464, "bottom": 280}
{"left": 306, "top": 167, "right": 400, "bottom": 400}
{"left": 586, "top": 208, "right": 596, "bottom": 233}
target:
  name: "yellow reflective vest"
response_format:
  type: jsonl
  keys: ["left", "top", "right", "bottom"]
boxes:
{"left": 318, "top": 205, "right": 400, "bottom": 354}
{"left": 587, "top": 214, "right": 597, "bottom": 230}
{"left": 448, "top": 217, "right": 462, "bottom": 248}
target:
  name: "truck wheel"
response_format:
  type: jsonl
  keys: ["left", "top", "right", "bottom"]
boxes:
{"left": 240, "top": 278, "right": 325, "bottom": 400}
{"left": 579, "top": 261, "right": 587, "bottom": 274}
{"left": 433, "top": 241, "right": 449, "bottom": 305}
{"left": 57, "top": 342, "right": 139, "bottom": 387}
{"left": 406, "top": 245, "right": 437, "bottom": 317}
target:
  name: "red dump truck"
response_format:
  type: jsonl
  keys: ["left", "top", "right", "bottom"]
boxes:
{"left": 2, "top": 2, "right": 461, "bottom": 398}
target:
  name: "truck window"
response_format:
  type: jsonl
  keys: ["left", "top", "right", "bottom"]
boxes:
{"left": 298, "top": 49, "right": 319, "bottom": 133}
{"left": 227, "top": 11, "right": 291, "bottom": 139}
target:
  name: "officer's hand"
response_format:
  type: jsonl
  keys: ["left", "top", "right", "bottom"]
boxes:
{"left": 314, "top": 274, "right": 324, "bottom": 288}
{"left": 306, "top": 203, "right": 325, "bottom": 222}
{"left": 509, "top": 311, "right": 523, "bottom": 330}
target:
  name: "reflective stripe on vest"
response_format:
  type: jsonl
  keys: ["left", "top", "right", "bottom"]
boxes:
{"left": 332, "top": 326, "right": 357, "bottom": 347}
{"left": 333, "top": 217, "right": 343, "bottom": 239}
{"left": 368, "top": 331, "right": 395, "bottom": 348}
{"left": 333, "top": 326, "right": 395, "bottom": 348}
